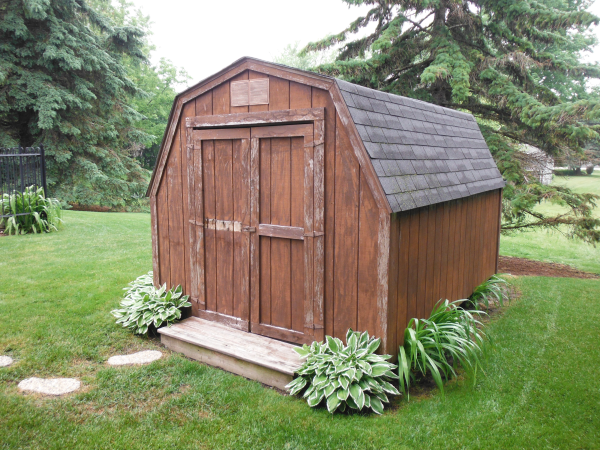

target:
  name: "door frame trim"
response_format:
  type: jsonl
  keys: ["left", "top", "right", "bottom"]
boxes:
{"left": 186, "top": 107, "right": 324, "bottom": 128}
{"left": 186, "top": 108, "right": 325, "bottom": 343}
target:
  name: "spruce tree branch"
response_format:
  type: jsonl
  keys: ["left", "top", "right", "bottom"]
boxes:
{"left": 386, "top": 58, "right": 435, "bottom": 83}
{"left": 404, "top": 16, "right": 433, "bottom": 33}
{"left": 447, "top": 23, "right": 469, "bottom": 30}
{"left": 501, "top": 207, "right": 588, "bottom": 234}
{"left": 440, "top": 102, "right": 516, "bottom": 122}
{"left": 450, "top": 31, "right": 495, "bottom": 57}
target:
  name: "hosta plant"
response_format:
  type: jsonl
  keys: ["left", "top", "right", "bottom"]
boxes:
{"left": 286, "top": 329, "right": 399, "bottom": 414}
{"left": 398, "top": 300, "right": 487, "bottom": 398}
{"left": 111, "top": 271, "right": 191, "bottom": 335}
{"left": 1, "top": 186, "right": 62, "bottom": 235}
{"left": 469, "top": 275, "right": 510, "bottom": 310}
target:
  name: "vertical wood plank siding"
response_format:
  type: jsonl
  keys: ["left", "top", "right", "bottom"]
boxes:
{"left": 166, "top": 124, "right": 185, "bottom": 289}
{"left": 153, "top": 69, "right": 501, "bottom": 355}
{"left": 154, "top": 74, "right": 383, "bottom": 345}
{"left": 389, "top": 188, "right": 502, "bottom": 348}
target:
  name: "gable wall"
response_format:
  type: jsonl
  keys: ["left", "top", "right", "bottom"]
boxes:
{"left": 152, "top": 70, "right": 385, "bottom": 346}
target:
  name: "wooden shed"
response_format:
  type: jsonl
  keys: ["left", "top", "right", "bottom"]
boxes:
{"left": 148, "top": 57, "right": 505, "bottom": 387}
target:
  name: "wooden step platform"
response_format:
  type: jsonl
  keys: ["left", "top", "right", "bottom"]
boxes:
{"left": 158, "top": 317, "right": 304, "bottom": 389}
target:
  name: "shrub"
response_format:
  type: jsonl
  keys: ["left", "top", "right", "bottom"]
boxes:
{"left": 398, "top": 300, "right": 487, "bottom": 397}
{"left": 286, "top": 329, "right": 399, "bottom": 414}
{"left": 586, "top": 165, "right": 595, "bottom": 175}
{"left": 553, "top": 169, "right": 578, "bottom": 176}
{"left": 111, "top": 271, "right": 191, "bottom": 335}
{"left": 469, "top": 275, "right": 510, "bottom": 309}
{"left": 0, "top": 186, "right": 62, "bottom": 235}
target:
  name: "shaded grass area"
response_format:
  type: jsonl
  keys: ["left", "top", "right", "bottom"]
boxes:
{"left": 1, "top": 211, "right": 600, "bottom": 449}
{"left": 501, "top": 172, "right": 600, "bottom": 273}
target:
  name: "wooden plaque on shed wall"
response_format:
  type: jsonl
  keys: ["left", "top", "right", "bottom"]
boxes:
{"left": 230, "top": 79, "right": 269, "bottom": 107}
{"left": 249, "top": 79, "right": 269, "bottom": 105}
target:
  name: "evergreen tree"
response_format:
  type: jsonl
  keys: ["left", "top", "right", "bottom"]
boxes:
{"left": 302, "top": 0, "right": 600, "bottom": 243}
{"left": 88, "top": 0, "right": 189, "bottom": 171}
{"left": 0, "top": 0, "right": 151, "bottom": 207}
{"left": 128, "top": 57, "right": 189, "bottom": 170}
{"left": 273, "top": 42, "right": 337, "bottom": 72}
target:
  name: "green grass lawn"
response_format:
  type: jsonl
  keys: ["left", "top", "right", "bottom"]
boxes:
{"left": 1, "top": 211, "right": 600, "bottom": 449}
{"left": 500, "top": 171, "right": 600, "bottom": 273}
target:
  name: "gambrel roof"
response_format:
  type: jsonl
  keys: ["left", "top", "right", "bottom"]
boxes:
{"left": 335, "top": 79, "right": 505, "bottom": 213}
{"left": 148, "top": 57, "right": 504, "bottom": 214}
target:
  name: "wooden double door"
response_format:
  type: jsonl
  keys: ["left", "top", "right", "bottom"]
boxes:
{"left": 188, "top": 123, "right": 323, "bottom": 344}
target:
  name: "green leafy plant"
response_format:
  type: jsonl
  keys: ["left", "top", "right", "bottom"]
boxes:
{"left": 398, "top": 300, "right": 487, "bottom": 398}
{"left": 469, "top": 275, "right": 510, "bottom": 310}
{"left": 1, "top": 186, "right": 62, "bottom": 235}
{"left": 286, "top": 329, "right": 399, "bottom": 414}
{"left": 111, "top": 271, "right": 191, "bottom": 335}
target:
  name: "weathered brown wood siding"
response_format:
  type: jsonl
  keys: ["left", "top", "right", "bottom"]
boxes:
{"left": 387, "top": 188, "right": 502, "bottom": 352}
{"left": 152, "top": 66, "right": 503, "bottom": 355}
{"left": 153, "top": 71, "right": 383, "bottom": 346}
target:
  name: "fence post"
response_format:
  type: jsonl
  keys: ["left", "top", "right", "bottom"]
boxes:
{"left": 40, "top": 144, "right": 47, "bottom": 197}
{"left": 19, "top": 146, "right": 25, "bottom": 195}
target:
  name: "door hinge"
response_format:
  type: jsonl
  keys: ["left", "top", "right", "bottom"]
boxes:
{"left": 312, "top": 324, "right": 324, "bottom": 330}
{"left": 242, "top": 226, "right": 256, "bottom": 233}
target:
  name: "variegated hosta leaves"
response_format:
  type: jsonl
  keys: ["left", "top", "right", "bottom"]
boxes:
{"left": 286, "top": 329, "right": 399, "bottom": 414}
{"left": 111, "top": 271, "right": 191, "bottom": 335}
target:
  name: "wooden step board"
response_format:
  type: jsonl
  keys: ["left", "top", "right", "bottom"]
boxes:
{"left": 158, "top": 317, "right": 304, "bottom": 389}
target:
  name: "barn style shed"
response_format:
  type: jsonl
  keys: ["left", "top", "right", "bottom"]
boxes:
{"left": 148, "top": 57, "right": 505, "bottom": 387}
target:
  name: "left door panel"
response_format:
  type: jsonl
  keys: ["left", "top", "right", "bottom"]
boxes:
{"left": 188, "top": 128, "right": 251, "bottom": 330}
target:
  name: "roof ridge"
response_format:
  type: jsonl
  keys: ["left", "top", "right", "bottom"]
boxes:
{"left": 335, "top": 78, "right": 476, "bottom": 122}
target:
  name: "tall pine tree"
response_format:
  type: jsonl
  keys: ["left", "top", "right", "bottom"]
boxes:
{"left": 0, "top": 0, "right": 151, "bottom": 207}
{"left": 303, "top": 0, "right": 600, "bottom": 243}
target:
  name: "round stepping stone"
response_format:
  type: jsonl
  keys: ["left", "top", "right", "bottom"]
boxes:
{"left": 107, "top": 350, "right": 162, "bottom": 366}
{"left": 18, "top": 377, "right": 80, "bottom": 396}
{"left": 0, "top": 356, "right": 14, "bottom": 367}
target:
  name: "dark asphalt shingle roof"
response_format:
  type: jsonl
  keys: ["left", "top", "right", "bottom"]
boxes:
{"left": 336, "top": 79, "right": 505, "bottom": 213}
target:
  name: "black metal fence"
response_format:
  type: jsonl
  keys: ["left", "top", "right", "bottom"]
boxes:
{"left": 0, "top": 145, "right": 48, "bottom": 219}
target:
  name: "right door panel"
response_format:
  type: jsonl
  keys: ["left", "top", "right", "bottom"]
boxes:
{"left": 249, "top": 124, "right": 320, "bottom": 345}
{"left": 258, "top": 136, "right": 305, "bottom": 333}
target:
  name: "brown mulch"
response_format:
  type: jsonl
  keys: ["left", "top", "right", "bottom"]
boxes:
{"left": 69, "top": 203, "right": 112, "bottom": 212}
{"left": 498, "top": 255, "right": 599, "bottom": 279}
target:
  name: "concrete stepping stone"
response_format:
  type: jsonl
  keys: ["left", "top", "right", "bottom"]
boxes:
{"left": 18, "top": 377, "right": 80, "bottom": 396}
{"left": 107, "top": 350, "right": 162, "bottom": 366}
{"left": 0, "top": 356, "right": 14, "bottom": 367}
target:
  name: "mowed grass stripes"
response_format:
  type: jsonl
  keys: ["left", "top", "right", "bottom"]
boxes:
{"left": 0, "top": 211, "right": 599, "bottom": 449}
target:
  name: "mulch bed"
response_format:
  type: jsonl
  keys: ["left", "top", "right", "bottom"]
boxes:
{"left": 498, "top": 255, "right": 599, "bottom": 279}
{"left": 69, "top": 204, "right": 112, "bottom": 212}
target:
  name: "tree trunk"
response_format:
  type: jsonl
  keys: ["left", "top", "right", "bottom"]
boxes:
{"left": 430, "top": 5, "right": 453, "bottom": 106}
{"left": 17, "top": 110, "right": 36, "bottom": 147}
